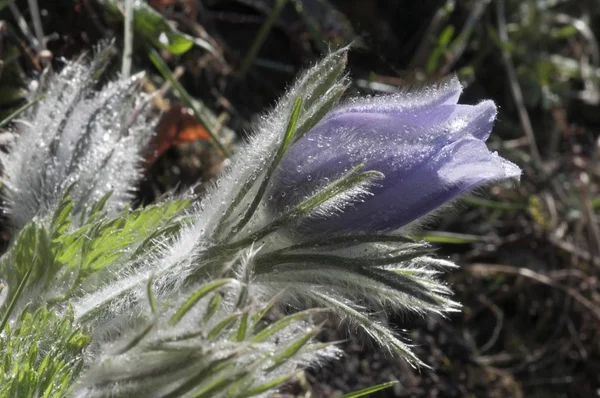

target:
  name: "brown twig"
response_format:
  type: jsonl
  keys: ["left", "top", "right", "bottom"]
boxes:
{"left": 495, "top": 0, "right": 543, "bottom": 167}
{"left": 465, "top": 263, "right": 600, "bottom": 323}
{"left": 576, "top": 172, "right": 600, "bottom": 261}
{"left": 477, "top": 294, "right": 504, "bottom": 353}
{"left": 547, "top": 233, "right": 600, "bottom": 267}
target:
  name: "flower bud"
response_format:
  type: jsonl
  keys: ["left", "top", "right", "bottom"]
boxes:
{"left": 272, "top": 77, "right": 521, "bottom": 232}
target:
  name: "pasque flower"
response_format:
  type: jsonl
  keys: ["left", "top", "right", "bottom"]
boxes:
{"left": 0, "top": 47, "right": 524, "bottom": 396}
{"left": 272, "top": 77, "right": 521, "bottom": 232}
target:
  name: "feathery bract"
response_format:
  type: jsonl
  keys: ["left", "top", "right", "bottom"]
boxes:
{"left": 0, "top": 46, "right": 521, "bottom": 396}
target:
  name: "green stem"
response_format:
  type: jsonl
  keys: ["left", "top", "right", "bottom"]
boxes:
{"left": 227, "top": 97, "right": 302, "bottom": 238}
{"left": 0, "top": 258, "right": 35, "bottom": 334}
{"left": 214, "top": 96, "right": 302, "bottom": 239}
{"left": 254, "top": 251, "right": 430, "bottom": 273}
{"left": 238, "top": 0, "right": 288, "bottom": 77}
{"left": 226, "top": 165, "right": 381, "bottom": 251}
{"left": 148, "top": 48, "right": 231, "bottom": 157}
{"left": 122, "top": 0, "right": 134, "bottom": 78}
{"left": 0, "top": 95, "right": 45, "bottom": 128}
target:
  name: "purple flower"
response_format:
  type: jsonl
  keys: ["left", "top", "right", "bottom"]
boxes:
{"left": 271, "top": 78, "right": 521, "bottom": 232}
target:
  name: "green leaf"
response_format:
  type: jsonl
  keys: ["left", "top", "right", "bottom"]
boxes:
{"left": 56, "top": 199, "right": 190, "bottom": 281}
{"left": 410, "top": 231, "right": 484, "bottom": 244}
{"left": 203, "top": 293, "right": 222, "bottom": 324}
{"left": 50, "top": 193, "right": 74, "bottom": 237}
{"left": 236, "top": 312, "right": 249, "bottom": 341}
{"left": 158, "top": 355, "right": 237, "bottom": 398}
{"left": 256, "top": 256, "right": 442, "bottom": 307}
{"left": 228, "top": 96, "right": 303, "bottom": 236}
{"left": 113, "top": 320, "right": 156, "bottom": 354}
{"left": 0, "top": 95, "right": 45, "bottom": 128}
{"left": 251, "top": 308, "right": 325, "bottom": 343}
{"left": 130, "top": 2, "right": 192, "bottom": 54}
{"left": 266, "top": 329, "right": 317, "bottom": 371}
{"left": 170, "top": 279, "right": 232, "bottom": 326}
{"left": 0, "top": 306, "right": 89, "bottom": 396}
{"left": 426, "top": 25, "right": 455, "bottom": 73}
{"left": 339, "top": 381, "right": 399, "bottom": 398}
{"left": 282, "top": 97, "right": 303, "bottom": 151}
{"left": 298, "top": 47, "right": 348, "bottom": 111}
{"left": 550, "top": 25, "right": 578, "bottom": 39}
{"left": 239, "top": 373, "right": 295, "bottom": 397}
{"left": 147, "top": 277, "right": 158, "bottom": 317}
{"left": 277, "top": 234, "right": 418, "bottom": 253}
{"left": 104, "top": 0, "right": 216, "bottom": 55}
{"left": 257, "top": 249, "right": 429, "bottom": 273}
{"left": 294, "top": 165, "right": 382, "bottom": 216}
{"left": 227, "top": 164, "right": 382, "bottom": 250}
{"left": 0, "top": 0, "right": 14, "bottom": 12}
{"left": 250, "top": 293, "right": 280, "bottom": 328}
{"left": 314, "top": 292, "right": 423, "bottom": 366}
{"left": 193, "top": 370, "right": 250, "bottom": 398}
{"left": 148, "top": 48, "right": 230, "bottom": 157}
{"left": 0, "top": 258, "right": 34, "bottom": 334}
{"left": 87, "top": 191, "right": 113, "bottom": 220}
{"left": 208, "top": 313, "right": 242, "bottom": 340}
{"left": 295, "top": 82, "right": 347, "bottom": 140}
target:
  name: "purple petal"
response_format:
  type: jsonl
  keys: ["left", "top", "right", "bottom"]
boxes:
{"left": 271, "top": 86, "right": 519, "bottom": 233}
{"left": 442, "top": 100, "right": 497, "bottom": 141}
{"left": 327, "top": 76, "right": 463, "bottom": 117}
{"left": 338, "top": 137, "right": 521, "bottom": 231}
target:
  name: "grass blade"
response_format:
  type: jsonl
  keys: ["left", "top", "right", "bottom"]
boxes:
{"left": 148, "top": 48, "right": 230, "bottom": 157}
{"left": 339, "top": 381, "right": 399, "bottom": 398}
{"left": 169, "top": 279, "right": 232, "bottom": 325}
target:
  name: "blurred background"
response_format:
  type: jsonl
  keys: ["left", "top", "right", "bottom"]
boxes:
{"left": 1, "top": 0, "right": 599, "bottom": 396}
